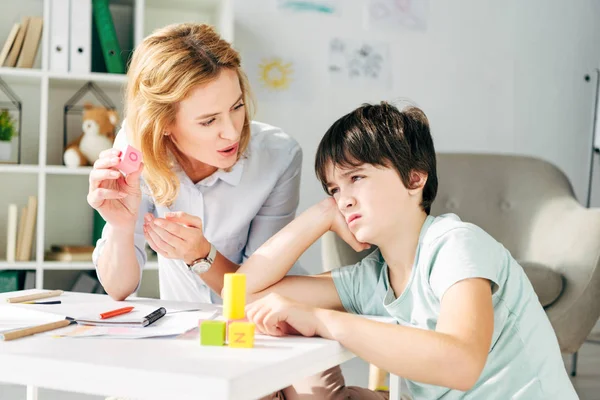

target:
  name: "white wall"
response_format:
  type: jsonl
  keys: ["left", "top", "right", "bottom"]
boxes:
{"left": 234, "top": 0, "right": 600, "bottom": 274}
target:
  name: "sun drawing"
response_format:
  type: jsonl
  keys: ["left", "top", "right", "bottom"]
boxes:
{"left": 258, "top": 58, "right": 294, "bottom": 91}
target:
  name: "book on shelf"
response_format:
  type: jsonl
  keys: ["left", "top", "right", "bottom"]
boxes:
{"left": 1, "top": 15, "right": 43, "bottom": 69}
{"left": 50, "top": 245, "right": 96, "bottom": 254}
{"left": 0, "top": 23, "right": 21, "bottom": 67}
{"left": 16, "top": 16, "right": 43, "bottom": 68}
{"left": 23, "top": 271, "right": 35, "bottom": 290}
{"left": 45, "top": 251, "right": 93, "bottom": 262}
{"left": 4, "top": 17, "right": 29, "bottom": 68}
{"left": 71, "top": 271, "right": 99, "bottom": 293}
{"left": 17, "top": 196, "right": 37, "bottom": 262}
{"left": 6, "top": 204, "right": 18, "bottom": 263}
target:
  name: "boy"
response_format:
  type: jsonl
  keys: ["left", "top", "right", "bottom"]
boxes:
{"left": 235, "top": 102, "right": 578, "bottom": 399}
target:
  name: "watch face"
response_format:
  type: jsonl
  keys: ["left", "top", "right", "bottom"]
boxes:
{"left": 191, "top": 260, "right": 210, "bottom": 274}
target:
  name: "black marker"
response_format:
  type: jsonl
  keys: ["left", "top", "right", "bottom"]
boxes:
{"left": 142, "top": 307, "right": 167, "bottom": 327}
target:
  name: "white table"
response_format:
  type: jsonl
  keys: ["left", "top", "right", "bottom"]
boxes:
{"left": 0, "top": 291, "right": 402, "bottom": 400}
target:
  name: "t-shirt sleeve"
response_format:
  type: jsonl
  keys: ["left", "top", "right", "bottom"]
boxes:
{"left": 331, "top": 251, "right": 382, "bottom": 314}
{"left": 428, "top": 227, "right": 504, "bottom": 301}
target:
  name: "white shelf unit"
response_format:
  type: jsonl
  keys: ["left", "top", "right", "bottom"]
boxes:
{"left": 0, "top": 0, "right": 233, "bottom": 292}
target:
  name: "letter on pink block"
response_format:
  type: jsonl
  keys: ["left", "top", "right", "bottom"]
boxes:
{"left": 117, "top": 145, "right": 141, "bottom": 175}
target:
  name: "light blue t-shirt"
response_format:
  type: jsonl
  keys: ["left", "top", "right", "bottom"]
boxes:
{"left": 332, "top": 213, "right": 577, "bottom": 399}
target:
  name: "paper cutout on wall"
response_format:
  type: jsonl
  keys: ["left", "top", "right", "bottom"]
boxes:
{"left": 328, "top": 38, "right": 391, "bottom": 88}
{"left": 367, "top": 0, "right": 429, "bottom": 31}
{"left": 277, "top": 0, "right": 340, "bottom": 15}
{"left": 244, "top": 54, "right": 310, "bottom": 101}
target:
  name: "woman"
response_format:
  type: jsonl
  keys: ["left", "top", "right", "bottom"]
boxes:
{"left": 88, "top": 23, "right": 303, "bottom": 303}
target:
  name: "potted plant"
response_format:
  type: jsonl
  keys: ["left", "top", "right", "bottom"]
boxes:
{"left": 0, "top": 109, "right": 16, "bottom": 162}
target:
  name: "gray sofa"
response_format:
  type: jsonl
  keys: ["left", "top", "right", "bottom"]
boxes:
{"left": 321, "top": 153, "right": 600, "bottom": 384}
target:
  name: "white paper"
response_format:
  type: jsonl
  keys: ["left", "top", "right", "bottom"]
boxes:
{"left": 44, "top": 310, "right": 216, "bottom": 339}
{"left": 328, "top": 38, "right": 392, "bottom": 88}
{"left": 277, "top": 0, "right": 340, "bottom": 15}
{"left": 243, "top": 53, "right": 311, "bottom": 102}
{"left": 366, "top": 0, "right": 429, "bottom": 32}
{"left": 0, "top": 290, "right": 218, "bottom": 339}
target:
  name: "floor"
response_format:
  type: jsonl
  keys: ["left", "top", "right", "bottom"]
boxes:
{"left": 1, "top": 340, "right": 599, "bottom": 399}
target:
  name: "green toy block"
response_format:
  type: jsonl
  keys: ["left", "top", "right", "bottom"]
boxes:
{"left": 200, "top": 320, "right": 226, "bottom": 346}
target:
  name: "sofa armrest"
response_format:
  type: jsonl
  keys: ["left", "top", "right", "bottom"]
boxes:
{"left": 526, "top": 197, "right": 600, "bottom": 352}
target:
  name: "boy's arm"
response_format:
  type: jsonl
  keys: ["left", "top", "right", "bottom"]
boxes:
{"left": 249, "top": 277, "right": 493, "bottom": 391}
{"left": 318, "top": 277, "right": 494, "bottom": 391}
{"left": 236, "top": 198, "right": 370, "bottom": 308}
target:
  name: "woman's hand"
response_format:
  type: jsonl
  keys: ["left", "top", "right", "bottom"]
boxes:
{"left": 246, "top": 293, "right": 332, "bottom": 339}
{"left": 143, "top": 211, "right": 211, "bottom": 265}
{"left": 320, "top": 198, "right": 371, "bottom": 252}
{"left": 87, "top": 148, "right": 143, "bottom": 232}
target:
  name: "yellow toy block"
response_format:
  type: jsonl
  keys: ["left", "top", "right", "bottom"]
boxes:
{"left": 228, "top": 321, "right": 255, "bottom": 348}
{"left": 223, "top": 273, "right": 246, "bottom": 320}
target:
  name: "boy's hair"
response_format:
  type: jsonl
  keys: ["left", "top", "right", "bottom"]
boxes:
{"left": 315, "top": 102, "right": 438, "bottom": 214}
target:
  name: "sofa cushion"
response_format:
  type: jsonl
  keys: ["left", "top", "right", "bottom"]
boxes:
{"left": 519, "top": 261, "right": 564, "bottom": 307}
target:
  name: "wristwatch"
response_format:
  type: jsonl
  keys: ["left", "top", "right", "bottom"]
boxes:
{"left": 187, "top": 243, "right": 217, "bottom": 275}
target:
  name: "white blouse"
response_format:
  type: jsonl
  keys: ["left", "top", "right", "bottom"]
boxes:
{"left": 93, "top": 121, "right": 304, "bottom": 303}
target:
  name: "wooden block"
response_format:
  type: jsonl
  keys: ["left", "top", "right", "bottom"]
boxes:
{"left": 228, "top": 321, "right": 255, "bottom": 348}
{"left": 223, "top": 273, "right": 246, "bottom": 321}
{"left": 117, "top": 145, "right": 141, "bottom": 175}
{"left": 200, "top": 320, "right": 226, "bottom": 346}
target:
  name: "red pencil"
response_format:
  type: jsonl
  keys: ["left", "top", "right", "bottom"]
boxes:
{"left": 100, "top": 306, "right": 135, "bottom": 320}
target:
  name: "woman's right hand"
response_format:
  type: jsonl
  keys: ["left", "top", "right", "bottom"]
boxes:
{"left": 87, "top": 148, "right": 144, "bottom": 232}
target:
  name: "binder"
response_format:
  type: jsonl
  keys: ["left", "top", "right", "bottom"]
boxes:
{"left": 49, "top": 0, "right": 70, "bottom": 72}
{"left": 4, "top": 17, "right": 29, "bottom": 68}
{"left": 92, "top": 0, "right": 125, "bottom": 74}
{"left": 0, "top": 24, "right": 21, "bottom": 67}
{"left": 69, "top": 0, "right": 92, "bottom": 73}
{"left": 16, "top": 16, "right": 43, "bottom": 69}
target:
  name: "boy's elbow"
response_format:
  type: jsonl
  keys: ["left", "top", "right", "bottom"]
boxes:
{"left": 448, "top": 352, "right": 486, "bottom": 391}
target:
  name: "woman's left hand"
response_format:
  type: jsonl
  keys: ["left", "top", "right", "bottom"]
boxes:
{"left": 143, "top": 211, "right": 211, "bottom": 265}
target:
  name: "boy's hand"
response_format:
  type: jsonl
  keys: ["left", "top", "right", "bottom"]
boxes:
{"left": 246, "top": 293, "right": 332, "bottom": 339}
{"left": 321, "top": 198, "right": 371, "bottom": 252}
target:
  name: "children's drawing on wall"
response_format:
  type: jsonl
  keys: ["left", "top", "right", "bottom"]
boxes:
{"left": 367, "top": 0, "right": 429, "bottom": 31}
{"left": 277, "top": 0, "right": 340, "bottom": 15}
{"left": 328, "top": 38, "right": 391, "bottom": 88}
{"left": 244, "top": 54, "right": 310, "bottom": 102}
{"left": 258, "top": 57, "right": 294, "bottom": 91}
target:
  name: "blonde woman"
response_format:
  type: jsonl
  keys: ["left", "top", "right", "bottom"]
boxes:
{"left": 88, "top": 23, "right": 303, "bottom": 303}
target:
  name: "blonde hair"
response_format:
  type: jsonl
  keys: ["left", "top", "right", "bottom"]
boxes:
{"left": 125, "top": 23, "right": 254, "bottom": 206}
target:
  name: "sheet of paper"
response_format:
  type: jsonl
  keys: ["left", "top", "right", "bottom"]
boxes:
{"left": 366, "top": 0, "right": 429, "bottom": 32}
{"left": 0, "top": 290, "right": 219, "bottom": 339}
{"left": 328, "top": 37, "right": 392, "bottom": 88}
{"left": 243, "top": 52, "right": 311, "bottom": 102}
{"left": 44, "top": 310, "right": 216, "bottom": 339}
{"left": 277, "top": 0, "right": 341, "bottom": 15}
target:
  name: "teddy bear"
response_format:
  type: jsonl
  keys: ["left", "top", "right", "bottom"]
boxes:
{"left": 63, "top": 103, "right": 118, "bottom": 168}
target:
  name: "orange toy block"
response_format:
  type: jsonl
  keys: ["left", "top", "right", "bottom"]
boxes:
{"left": 228, "top": 321, "right": 255, "bottom": 348}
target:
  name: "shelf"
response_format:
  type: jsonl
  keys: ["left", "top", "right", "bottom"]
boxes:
{"left": 0, "top": 68, "right": 128, "bottom": 87}
{"left": 45, "top": 166, "right": 92, "bottom": 175}
{"left": 42, "top": 262, "right": 95, "bottom": 270}
{"left": 0, "top": 67, "right": 44, "bottom": 84}
{"left": 145, "top": 0, "right": 220, "bottom": 10}
{"left": 0, "top": 261, "right": 37, "bottom": 270}
{"left": 0, "top": 164, "right": 40, "bottom": 174}
{"left": 48, "top": 71, "right": 128, "bottom": 87}
{"left": 41, "top": 261, "right": 159, "bottom": 270}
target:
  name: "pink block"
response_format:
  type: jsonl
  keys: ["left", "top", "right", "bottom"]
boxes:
{"left": 117, "top": 145, "right": 142, "bottom": 175}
